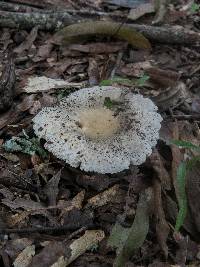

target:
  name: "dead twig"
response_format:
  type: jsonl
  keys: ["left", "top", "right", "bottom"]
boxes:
{"left": 169, "top": 114, "right": 200, "bottom": 120}
{"left": 0, "top": 223, "right": 94, "bottom": 234}
{"left": 0, "top": 2, "right": 127, "bottom": 18}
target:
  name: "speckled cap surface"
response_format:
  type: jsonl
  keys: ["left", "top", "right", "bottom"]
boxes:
{"left": 33, "top": 86, "right": 162, "bottom": 173}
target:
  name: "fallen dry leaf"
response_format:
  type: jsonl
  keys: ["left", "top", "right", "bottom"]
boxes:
{"left": 14, "top": 26, "right": 38, "bottom": 54}
{"left": 28, "top": 241, "right": 70, "bottom": 267}
{"left": 88, "top": 57, "right": 100, "bottom": 86}
{"left": 152, "top": 82, "right": 187, "bottom": 110}
{"left": 13, "top": 245, "right": 35, "bottom": 267}
{"left": 7, "top": 211, "right": 32, "bottom": 227}
{"left": 61, "top": 209, "right": 93, "bottom": 229}
{"left": 86, "top": 184, "right": 124, "bottom": 208}
{"left": 153, "top": 178, "right": 170, "bottom": 258}
{"left": 58, "top": 190, "right": 85, "bottom": 214}
{"left": 68, "top": 42, "right": 126, "bottom": 54}
{"left": 191, "top": 98, "right": 200, "bottom": 113}
{"left": 20, "top": 76, "right": 84, "bottom": 93}
{"left": 149, "top": 149, "right": 171, "bottom": 191}
{"left": 153, "top": 0, "right": 167, "bottom": 25}
{"left": 5, "top": 238, "right": 33, "bottom": 259}
{"left": 0, "top": 54, "right": 15, "bottom": 112}
{"left": 63, "top": 230, "right": 105, "bottom": 266}
{"left": 43, "top": 169, "right": 62, "bottom": 207}
{"left": 33, "top": 42, "right": 54, "bottom": 62}
{"left": 17, "top": 95, "right": 36, "bottom": 112}
{"left": 128, "top": 2, "right": 155, "bottom": 21}
{"left": 75, "top": 173, "right": 116, "bottom": 191}
{"left": 0, "top": 107, "right": 21, "bottom": 130}
{"left": 118, "top": 61, "right": 152, "bottom": 77}
{"left": 171, "top": 122, "right": 184, "bottom": 202}
{"left": 2, "top": 197, "right": 58, "bottom": 226}
{"left": 186, "top": 161, "right": 200, "bottom": 233}
{"left": 174, "top": 232, "right": 198, "bottom": 265}
{"left": 146, "top": 67, "right": 180, "bottom": 87}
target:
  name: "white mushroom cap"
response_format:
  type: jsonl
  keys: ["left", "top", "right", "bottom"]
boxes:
{"left": 33, "top": 86, "right": 162, "bottom": 174}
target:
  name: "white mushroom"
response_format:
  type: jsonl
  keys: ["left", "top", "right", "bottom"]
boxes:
{"left": 33, "top": 86, "right": 162, "bottom": 174}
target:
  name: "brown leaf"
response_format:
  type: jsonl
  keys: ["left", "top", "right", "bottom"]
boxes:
{"left": 0, "top": 107, "right": 20, "bottom": 130}
{"left": 191, "top": 98, "right": 200, "bottom": 113}
{"left": 58, "top": 190, "right": 85, "bottom": 219}
{"left": 2, "top": 198, "right": 58, "bottom": 226}
{"left": 152, "top": 82, "right": 187, "bottom": 111}
{"left": 0, "top": 186, "right": 14, "bottom": 200}
{"left": 88, "top": 58, "right": 100, "bottom": 86}
{"left": 186, "top": 161, "right": 200, "bottom": 233}
{"left": 33, "top": 42, "right": 53, "bottom": 62}
{"left": 13, "top": 245, "right": 35, "bottom": 267}
{"left": 152, "top": 0, "right": 167, "bottom": 25}
{"left": 64, "top": 230, "right": 105, "bottom": 266}
{"left": 14, "top": 26, "right": 38, "bottom": 54}
{"left": 86, "top": 184, "right": 125, "bottom": 208}
{"left": 62, "top": 209, "right": 94, "bottom": 229}
{"left": 68, "top": 42, "right": 126, "bottom": 54}
{"left": 29, "top": 100, "right": 41, "bottom": 115}
{"left": 43, "top": 169, "right": 62, "bottom": 207}
{"left": 153, "top": 178, "right": 170, "bottom": 258}
{"left": 0, "top": 55, "right": 15, "bottom": 112}
{"left": 117, "top": 61, "right": 152, "bottom": 77}
{"left": 17, "top": 95, "right": 36, "bottom": 112}
{"left": 149, "top": 149, "right": 171, "bottom": 191}
{"left": 146, "top": 67, "right": 180, "bottom": 87}
{"left": 7, "top": 211, "right": 31, "bottom": 227}
{"left": 171, "top": 122, "right": 183, "bottom": 200}
{"left": 5, "top": 238, "right": 33, "bottom": 259}
{"left": 128, "top": 3, "right": 155, "bottom": 21}
{"left": 28, "top": 241, "right": 70, "bottom": 267}
{"left": 75, "top": 174, "right": 116, "bottom": 191}
{"left": 174, "top": 232, "right": 198, "bottom": 265}
{"left": 39, "top": 93, "right": 58, "bottom": 108}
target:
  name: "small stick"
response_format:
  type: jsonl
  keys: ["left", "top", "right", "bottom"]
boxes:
{"left": 169, "top": 114, "right": 200, "bottom": 120}
{"left": 0, "top": 223, "right": 94, "bottom": 234}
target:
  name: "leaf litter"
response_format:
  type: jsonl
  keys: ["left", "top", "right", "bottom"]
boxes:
{"left": 0, "top": 0, "right": 200, "bottom": 266}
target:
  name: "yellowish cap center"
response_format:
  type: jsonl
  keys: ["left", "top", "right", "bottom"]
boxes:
{"left": 77, "top": 108, "right": 120, "bottom": 139}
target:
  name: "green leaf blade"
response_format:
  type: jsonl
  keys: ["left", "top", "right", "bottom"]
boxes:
{"left": 175, "top": 161, "right": 187, "bottom": 232}
{"left": 171, "top": 140, "right": 200, "bottom": 152}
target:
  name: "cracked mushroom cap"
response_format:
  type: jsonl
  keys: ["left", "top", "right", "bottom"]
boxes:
{"left": 33, "top": 86, "right": 162, "bottom": 174}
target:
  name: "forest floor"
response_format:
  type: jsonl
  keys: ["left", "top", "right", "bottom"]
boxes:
{"left": 0, "top": 0, "right": 200, "bottom": 266}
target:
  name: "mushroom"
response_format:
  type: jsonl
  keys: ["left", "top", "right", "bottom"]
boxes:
{"left": 33, "top": 86, "right": 162, "bottom": 174}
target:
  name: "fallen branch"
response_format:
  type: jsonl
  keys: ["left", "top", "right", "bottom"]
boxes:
{"left": 0, "top": 1, "right": 42, "bottom": 12}
{"left": 0, "top": 224, "right": 93, "bottom": 234}
{"left": 169, "top": 114, "right": 200, "bottom": 120}
{"left": 0, "top": 2, "right": 127, "bottom": 18}
{"left": 0, "top": 10, "right": 76, "bottom": 30}
{"left": 0, "top": 10, "right": 199, "bottom": 45}
{"left": 127, "top": 24, "right": 200, "bottom": 45}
